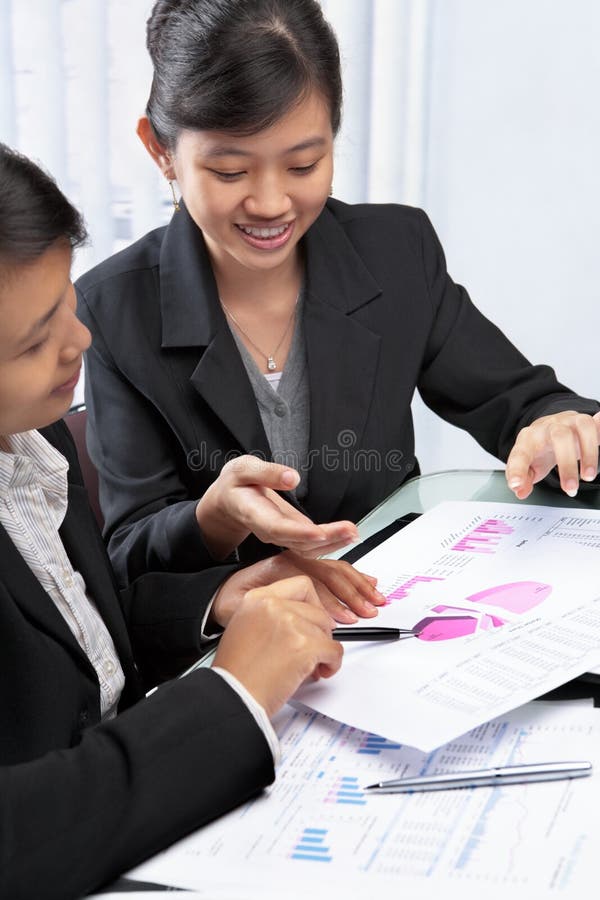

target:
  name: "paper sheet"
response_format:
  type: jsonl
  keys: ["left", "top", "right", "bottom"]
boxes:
{"left": 294, "top": 501, "right": 600, "bottom": 750}
{"left": 127, "top": 700, "right": 600, "bottom": 899}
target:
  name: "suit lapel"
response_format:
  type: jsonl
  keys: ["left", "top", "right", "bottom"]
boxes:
{"left": 302, "top": 206, "right": 383, "bottom": 522}
{"left": 0, "top": 468, "right": 134, "bottom": 679}
{"left": 157, "top": 202, "right": 384, "bottom": 521}
{"left": 159, "top": 203, "right": 271, "bottom": 458}
{"left": 0, "top": 523, "right": 92, "bottom": 672}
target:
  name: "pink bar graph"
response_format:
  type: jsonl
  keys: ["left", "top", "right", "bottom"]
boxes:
{"left": 386, "top": 574, "right": 445, "bottom": 604}
{"left": 452, "top": 518, "right": 515, "bottom": 554}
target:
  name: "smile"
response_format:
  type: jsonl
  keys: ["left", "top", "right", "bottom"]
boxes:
{"left": 235, "top": 221, "right": 295, "bottom": 250}
{"left": 236, "top": 223, "right": 290, "bottom": 238}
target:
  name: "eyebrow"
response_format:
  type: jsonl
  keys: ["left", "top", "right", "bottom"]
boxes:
{"left": 15, "top": 300, "right": 61, "bottom": 350}
{"left": 204, "top": 137, "right": 328, "bottom": 159}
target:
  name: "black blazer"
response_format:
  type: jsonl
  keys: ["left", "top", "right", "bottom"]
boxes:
{"left": 0, "top": 421, "right": 273, "bottom": 900}
{"left": 76, "top": 199, "right": 600, "bottom": 586}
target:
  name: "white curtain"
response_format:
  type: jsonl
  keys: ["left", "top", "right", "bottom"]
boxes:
{"left": 2, "top": 0, "right": 599, "bottom": 469}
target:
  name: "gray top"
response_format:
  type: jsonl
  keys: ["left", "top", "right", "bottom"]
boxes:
{"left": 227, "top": 297, "right": 310, "bottom": 500}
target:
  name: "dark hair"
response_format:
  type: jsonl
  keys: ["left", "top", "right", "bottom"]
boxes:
{"left": 145, "top": 0, "right": 343, "bottom": 147}
{"left": 0, "top": 143, "right": 87, "bottom": 269}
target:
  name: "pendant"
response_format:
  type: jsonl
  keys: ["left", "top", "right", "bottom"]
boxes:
{"left": 267, "top": 357, "right": 277, "bottom": 371}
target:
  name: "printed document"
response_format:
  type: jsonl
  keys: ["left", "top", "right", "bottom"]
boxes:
{"left": 295, "top": 500, "right": 600, "bottom": 750}
{"left": 127, "top": 700, "right": 600, "bottom": 899}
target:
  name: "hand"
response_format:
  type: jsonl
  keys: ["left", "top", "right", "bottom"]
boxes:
{"left": 279, "top": 550, "right": 387, "bottom": 622}
{"left": 195, "top": 455, "right": 359, "bottom": 559}
{"left": 212, "top": 576, "right": 343, "bottom": 718}
{"left": 211, "top": 550, "right": 386, "bottom": 628}
{"left": 505, "top": 410, "right": 600, "bottom": 500}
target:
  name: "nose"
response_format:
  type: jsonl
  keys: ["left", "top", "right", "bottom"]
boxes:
{"left": 243, "top": 174, "right": 292, "bottom": 220}
{"left": 59, "top": 307, "right": 92, "bottom": 363}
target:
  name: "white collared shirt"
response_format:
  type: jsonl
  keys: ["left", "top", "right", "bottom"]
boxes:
{"left": 0, "top": 429, "right": 125, "bottom": 719}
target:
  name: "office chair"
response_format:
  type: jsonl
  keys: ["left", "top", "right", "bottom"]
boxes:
{"left": 64, "top": 404, "right": 104, "bottom": 529}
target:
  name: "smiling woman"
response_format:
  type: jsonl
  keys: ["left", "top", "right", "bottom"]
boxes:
{"left": 137, "top": 90, "right": 334, "bottom": 298}
{"left": 76, "top": 0, "right": 600, "bottom": 609}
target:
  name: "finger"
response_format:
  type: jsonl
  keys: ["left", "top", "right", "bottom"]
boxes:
{"left": 288, "top": 553, "right": 386, "bottom": 610}
{"left": 242, "top": 496, "right": 328, "bottom": 545}
{"left": 548, "top": 422, "right": 581, "bottom": 496}
{"left": 285, "top": 537, "right": 359, "bottom": 557}
{"left": 245, "top": 574, "right": 324, "bottom": 611}
{"left": 353, "top": 568, "right": 387, "bottom": 604}
{"left": 319, "top": 561, "right": 386, "bottom": 608}
{"left": 317, "top": 520, "right": 360, "bottom": 545}
{"left": 312, "top": 581, "right": 382, "bottom": 624}
{"left": 224, "top": 455, "right": 301, "bottom": 491}
{"left": 309, "top": 636, "right": 344, "bottom": 680}
{"left": 505, "top": 435, "right": 537, "bottom": 498}
{"left": 573, "top": 413, "right": 600, "bottom": 482}
{"left": 314, "top": 643, "right": 344, "bottom": 680}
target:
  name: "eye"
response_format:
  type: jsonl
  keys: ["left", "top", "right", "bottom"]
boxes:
{"left": 209, "top": 169, "right": 245, "bottom": 182}
{"left": 290, "top": 162, "right": 318, "bottom": 175}
{"left": 23, "top": 335, "right": 49, "bottom": 356}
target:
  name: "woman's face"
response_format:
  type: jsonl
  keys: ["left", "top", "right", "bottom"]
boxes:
{"left": 168, "top": 91, "right": 334, "bottom": 279}
{"left": 0, "top": 241, "right": 91, "bottom": 436}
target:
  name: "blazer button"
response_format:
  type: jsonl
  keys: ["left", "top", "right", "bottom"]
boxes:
{"left": 274, "top": 404, "right": 286, "bottom": 417}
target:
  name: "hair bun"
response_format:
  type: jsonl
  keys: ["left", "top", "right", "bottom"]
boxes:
{"left": 146, "top": 0, "right": 184, "bottom": 65}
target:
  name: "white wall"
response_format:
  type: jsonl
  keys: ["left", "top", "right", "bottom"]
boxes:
{"left": 417, "top": 0, "right": 600, "bottom": 471}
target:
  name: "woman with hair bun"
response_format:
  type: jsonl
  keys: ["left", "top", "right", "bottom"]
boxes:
{"left": 77, "top": 0, "right": 600, "bottom": 605}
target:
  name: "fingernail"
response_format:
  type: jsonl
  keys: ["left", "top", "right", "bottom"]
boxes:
{"left": 344, "top": 611, "right": 359, "bottom": 623}
{"left": 565, "top": 480, "right": 578, "bottom": 497}
{"left": 373, "top": 590, "right": 387, "bottom": 604}
{"left": 508, "top": 478, "right": 521, "bottom": 489}
{"left": 281, "top": 470, "right": 298, "bottom": 487}
{"left": 583, "top": 467, "right": 597, "bottom": 481}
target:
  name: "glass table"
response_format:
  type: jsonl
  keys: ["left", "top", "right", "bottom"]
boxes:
{"left": 328, "top": 468, "right": 600, "bottom": 557}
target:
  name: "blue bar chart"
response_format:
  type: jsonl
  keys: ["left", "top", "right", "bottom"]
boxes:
{"left": 291, "top": 828, "right": 332, "bottom": 862}
{"left": 325, "top": 776, "right": 366, "bottom": 806}
{"left": 358, "top": 735, "right": 402, "bottom": 755}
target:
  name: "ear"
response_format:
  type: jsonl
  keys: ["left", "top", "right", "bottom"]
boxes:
{"left": 136, "top": 116, "right": 175, "bottom": 178}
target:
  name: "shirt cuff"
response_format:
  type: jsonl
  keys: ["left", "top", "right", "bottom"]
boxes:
{"left": 199, "top": 590, "right": 223, "bottom": 641}
{"left": 212, "top": 666, "right": 280, "bottom": 766}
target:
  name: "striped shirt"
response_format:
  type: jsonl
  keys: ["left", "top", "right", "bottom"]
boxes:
{"left": 0, "top": 429, "right": 125, "bottom": 719}
{"left": 0, "top": 429, "right": 279, "bottom": 761}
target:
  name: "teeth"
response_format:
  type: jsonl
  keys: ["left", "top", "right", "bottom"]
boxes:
{"left": 239, "top": 224, "right": 289, "bottom": 238}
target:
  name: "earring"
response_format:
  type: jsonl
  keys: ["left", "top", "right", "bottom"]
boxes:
{"left": 169, "top": 179, "right": 180, "bottom": 212}
{"left": 329, "top": 184, "right": 333, "bottom": 196}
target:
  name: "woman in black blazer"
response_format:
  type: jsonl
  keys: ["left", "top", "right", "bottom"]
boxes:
{"left": 77, "top": 0, "right": 600, "bottom": 594}
{"left": 0, "top": 143, "right": 342, "bottom": 899}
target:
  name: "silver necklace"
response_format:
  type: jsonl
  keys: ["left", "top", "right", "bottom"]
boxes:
{"left": 220, "top": 295, "right": 298, "bottom": 372}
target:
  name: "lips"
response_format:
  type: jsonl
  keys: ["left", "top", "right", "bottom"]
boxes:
{"left": 235, "top": 221, "right": 295, "bottom": 250}
{"left": 52, "top": 366, "right": 81, "bottom": 394}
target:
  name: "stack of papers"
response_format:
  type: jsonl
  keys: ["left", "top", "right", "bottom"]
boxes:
{"left": 119, "top": 500, "right": 600, "bottom": 898}
{"left": 126, "top": 699, "right": 600, "bottom": 898}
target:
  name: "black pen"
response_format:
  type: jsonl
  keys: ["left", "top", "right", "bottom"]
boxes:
{"left": 332, "top": 627, "right": 416, "bottom": 641}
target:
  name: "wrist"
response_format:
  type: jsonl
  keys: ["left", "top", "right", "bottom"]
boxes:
{"left": 195, "top": 496, "right": 248, "bottom": 560}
